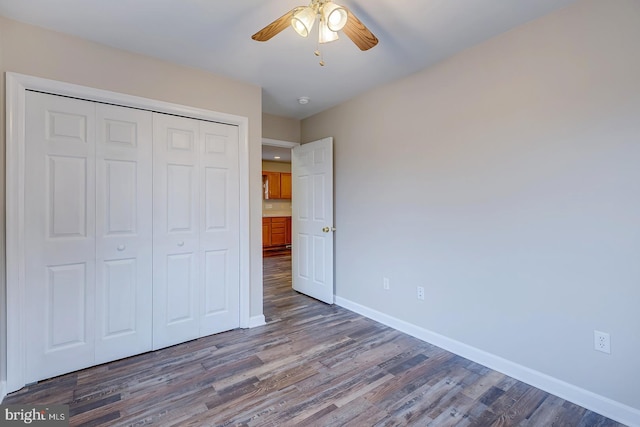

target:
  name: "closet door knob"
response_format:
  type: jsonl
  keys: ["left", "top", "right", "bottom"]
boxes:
{"left": 117, "top": 245, "right": 126, "bottom": 251}
{"left": 177, "top": 241, "right": 185, "bottom": 247}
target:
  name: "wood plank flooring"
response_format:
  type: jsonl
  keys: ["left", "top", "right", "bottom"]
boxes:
{"left": 3, "top": 252, "right": 625, "bottom": 426}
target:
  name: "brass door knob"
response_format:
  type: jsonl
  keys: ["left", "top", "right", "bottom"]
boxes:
{"left": 322, "top": 227, "right": 336, "bottom": 233}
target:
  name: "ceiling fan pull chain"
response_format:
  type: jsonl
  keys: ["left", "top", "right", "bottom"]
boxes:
{"left": 315, "top": 31, "right": 326, "bottom": 66}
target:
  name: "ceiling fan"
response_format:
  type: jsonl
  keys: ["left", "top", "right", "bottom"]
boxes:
{"left": 251, "top": 0, "right": 378, "bottom": 64}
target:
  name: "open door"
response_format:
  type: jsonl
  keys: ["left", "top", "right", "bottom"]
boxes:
{"left": 291, "top": 137, "right": 334, "bottom": 304}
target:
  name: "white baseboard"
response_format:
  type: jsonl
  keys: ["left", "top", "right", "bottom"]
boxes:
{"left": 248, "top": 315, "right": 266, "bottom": 328}
{"left": 335, "top": 296, "right": 640, "bottom": 427}
{"left": 0, "top": 380, "right": 6, "bottom": 403}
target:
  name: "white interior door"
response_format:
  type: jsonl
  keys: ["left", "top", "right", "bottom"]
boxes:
{"left": 94, "top": 104, "right": 153, "bottom": 363}
{"left": 199, "top": 121, "right": 241, "bottom": 335}
{"left": 24, "top": 91, "right": 97, "bottom": 382}
{"left": 153, "top": 113, "right": 201, "bottom": 349}
{"left": 292, "top": 137, "right": 335, "bottom": 304}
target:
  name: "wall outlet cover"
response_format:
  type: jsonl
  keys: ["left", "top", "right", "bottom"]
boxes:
{"left": 594, "top": 330, "right": 611, "bottom": 354}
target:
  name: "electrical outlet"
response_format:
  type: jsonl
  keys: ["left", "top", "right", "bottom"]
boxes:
{"left": 417, "top": 286, "right": 425, "bottom": 300}
{"left": 383, "top": 277, "right": 390, "bottom": 290}
{"left": 594, "top": 330, "right": 611, "bottom": 354}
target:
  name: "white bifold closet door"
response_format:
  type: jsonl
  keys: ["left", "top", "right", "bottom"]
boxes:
{"left": 152, "top": 113, "right": 240, "bottom": 350}
{"left": 24, "top": 91, "right": 153, "bottom": 382}
{"left": 23, "top": 91, "right": 240, "bottom": 384}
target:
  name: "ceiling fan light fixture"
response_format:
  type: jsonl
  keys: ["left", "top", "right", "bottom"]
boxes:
{"left": 251, "top": 1, "right": 378, "bottom": 58}
{"left": 291, "top": 6, "right": 316, "bottom": 37}
{"left": 323, "top": 2, "right": 348, "bottom": 32}
{"left": 318, "top": 17, "right": 339, "bottom": 44}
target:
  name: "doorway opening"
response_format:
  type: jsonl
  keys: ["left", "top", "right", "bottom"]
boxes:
{"left": 261, "top": 139, "right": 299, "bottom": 256}
{"left": 261, "top": 139, "right": 298, "bottom": 320}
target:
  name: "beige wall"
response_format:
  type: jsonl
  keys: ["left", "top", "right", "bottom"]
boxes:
{"left": 0, "top": 16, "right": 264, "bottom": 385}
{"left": 302, "top": 0, "right": 640, "bottom": 417}
{"left": 262, "top": 113, "right": 300, "bottom": 142}
{"left": 262, "top": 160, "right": 292, "bottom": 174}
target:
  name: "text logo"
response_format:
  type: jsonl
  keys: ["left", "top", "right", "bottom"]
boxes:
{"left": 1, "top": 405, "right": 69, "bottom": 426}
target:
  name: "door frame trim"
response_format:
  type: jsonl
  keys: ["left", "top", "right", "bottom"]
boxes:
{"left": 262, "top": 138, "right": 299, "bottom": 148}
{"left": 5, "top": 72, "right": 252, "bottom": 392}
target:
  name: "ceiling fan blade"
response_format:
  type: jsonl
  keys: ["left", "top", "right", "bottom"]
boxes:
{"left": 342, "top": 9, "right": 379, "bottom": 51}
{"left": 251, "top": 8, "right": 300, "bottom": 42}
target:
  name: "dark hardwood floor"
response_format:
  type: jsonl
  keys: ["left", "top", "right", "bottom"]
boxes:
{"left": 3, "top": 252, "right": 625, "bottom": 426}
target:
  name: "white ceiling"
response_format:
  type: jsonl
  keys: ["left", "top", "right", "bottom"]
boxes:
{"left": 262, "top": 145, "right": 292, "bottom": 163}
{"left": 0, "top": 0, "right": 577, "bottom": 120}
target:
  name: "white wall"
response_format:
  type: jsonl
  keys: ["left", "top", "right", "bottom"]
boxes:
{"left": 302, "top": 0, "right": 640, "bottom": 422}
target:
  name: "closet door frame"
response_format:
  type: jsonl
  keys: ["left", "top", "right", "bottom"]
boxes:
{"left": 5, "top": 72, "right": 252, "bottom": 393}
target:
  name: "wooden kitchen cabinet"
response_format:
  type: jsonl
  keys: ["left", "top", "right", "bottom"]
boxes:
{"left": 270, "top": 217, "right": 287, "bottom": 246}
{"left": 280, "top": 173, "right": 291, "bottom": 199}
{"left": 262, "top": 218, "right": 271, "bottom": 247}
{"left": 262, "top": 171, "right": 291, "bottom": 200}
{"left": 285, "top": 217, "right": 292, "bottom": 245}
{"left": 263, "top": 171, "right": 281, "bottom": 199}
{"left": 262, "top": 216, "right": 291, "bottom": 248}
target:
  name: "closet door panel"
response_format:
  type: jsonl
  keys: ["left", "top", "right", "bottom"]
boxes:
{"left": 166, "top": 253, "right": 196, "bottom": 322}
{"left": 153, "top": 113, "right": 200, "bottom": 349}
{"left": 18, "top": 87, "right": 243, "bottom": 388}
{"left": 95, "top": 104, "right": 153, "bottom": 363}
{"left": 199, "top": 122, "right": 240, "bottom": 335}
{"left": 24, "top": 91, "right": 97, "bottom": 382}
